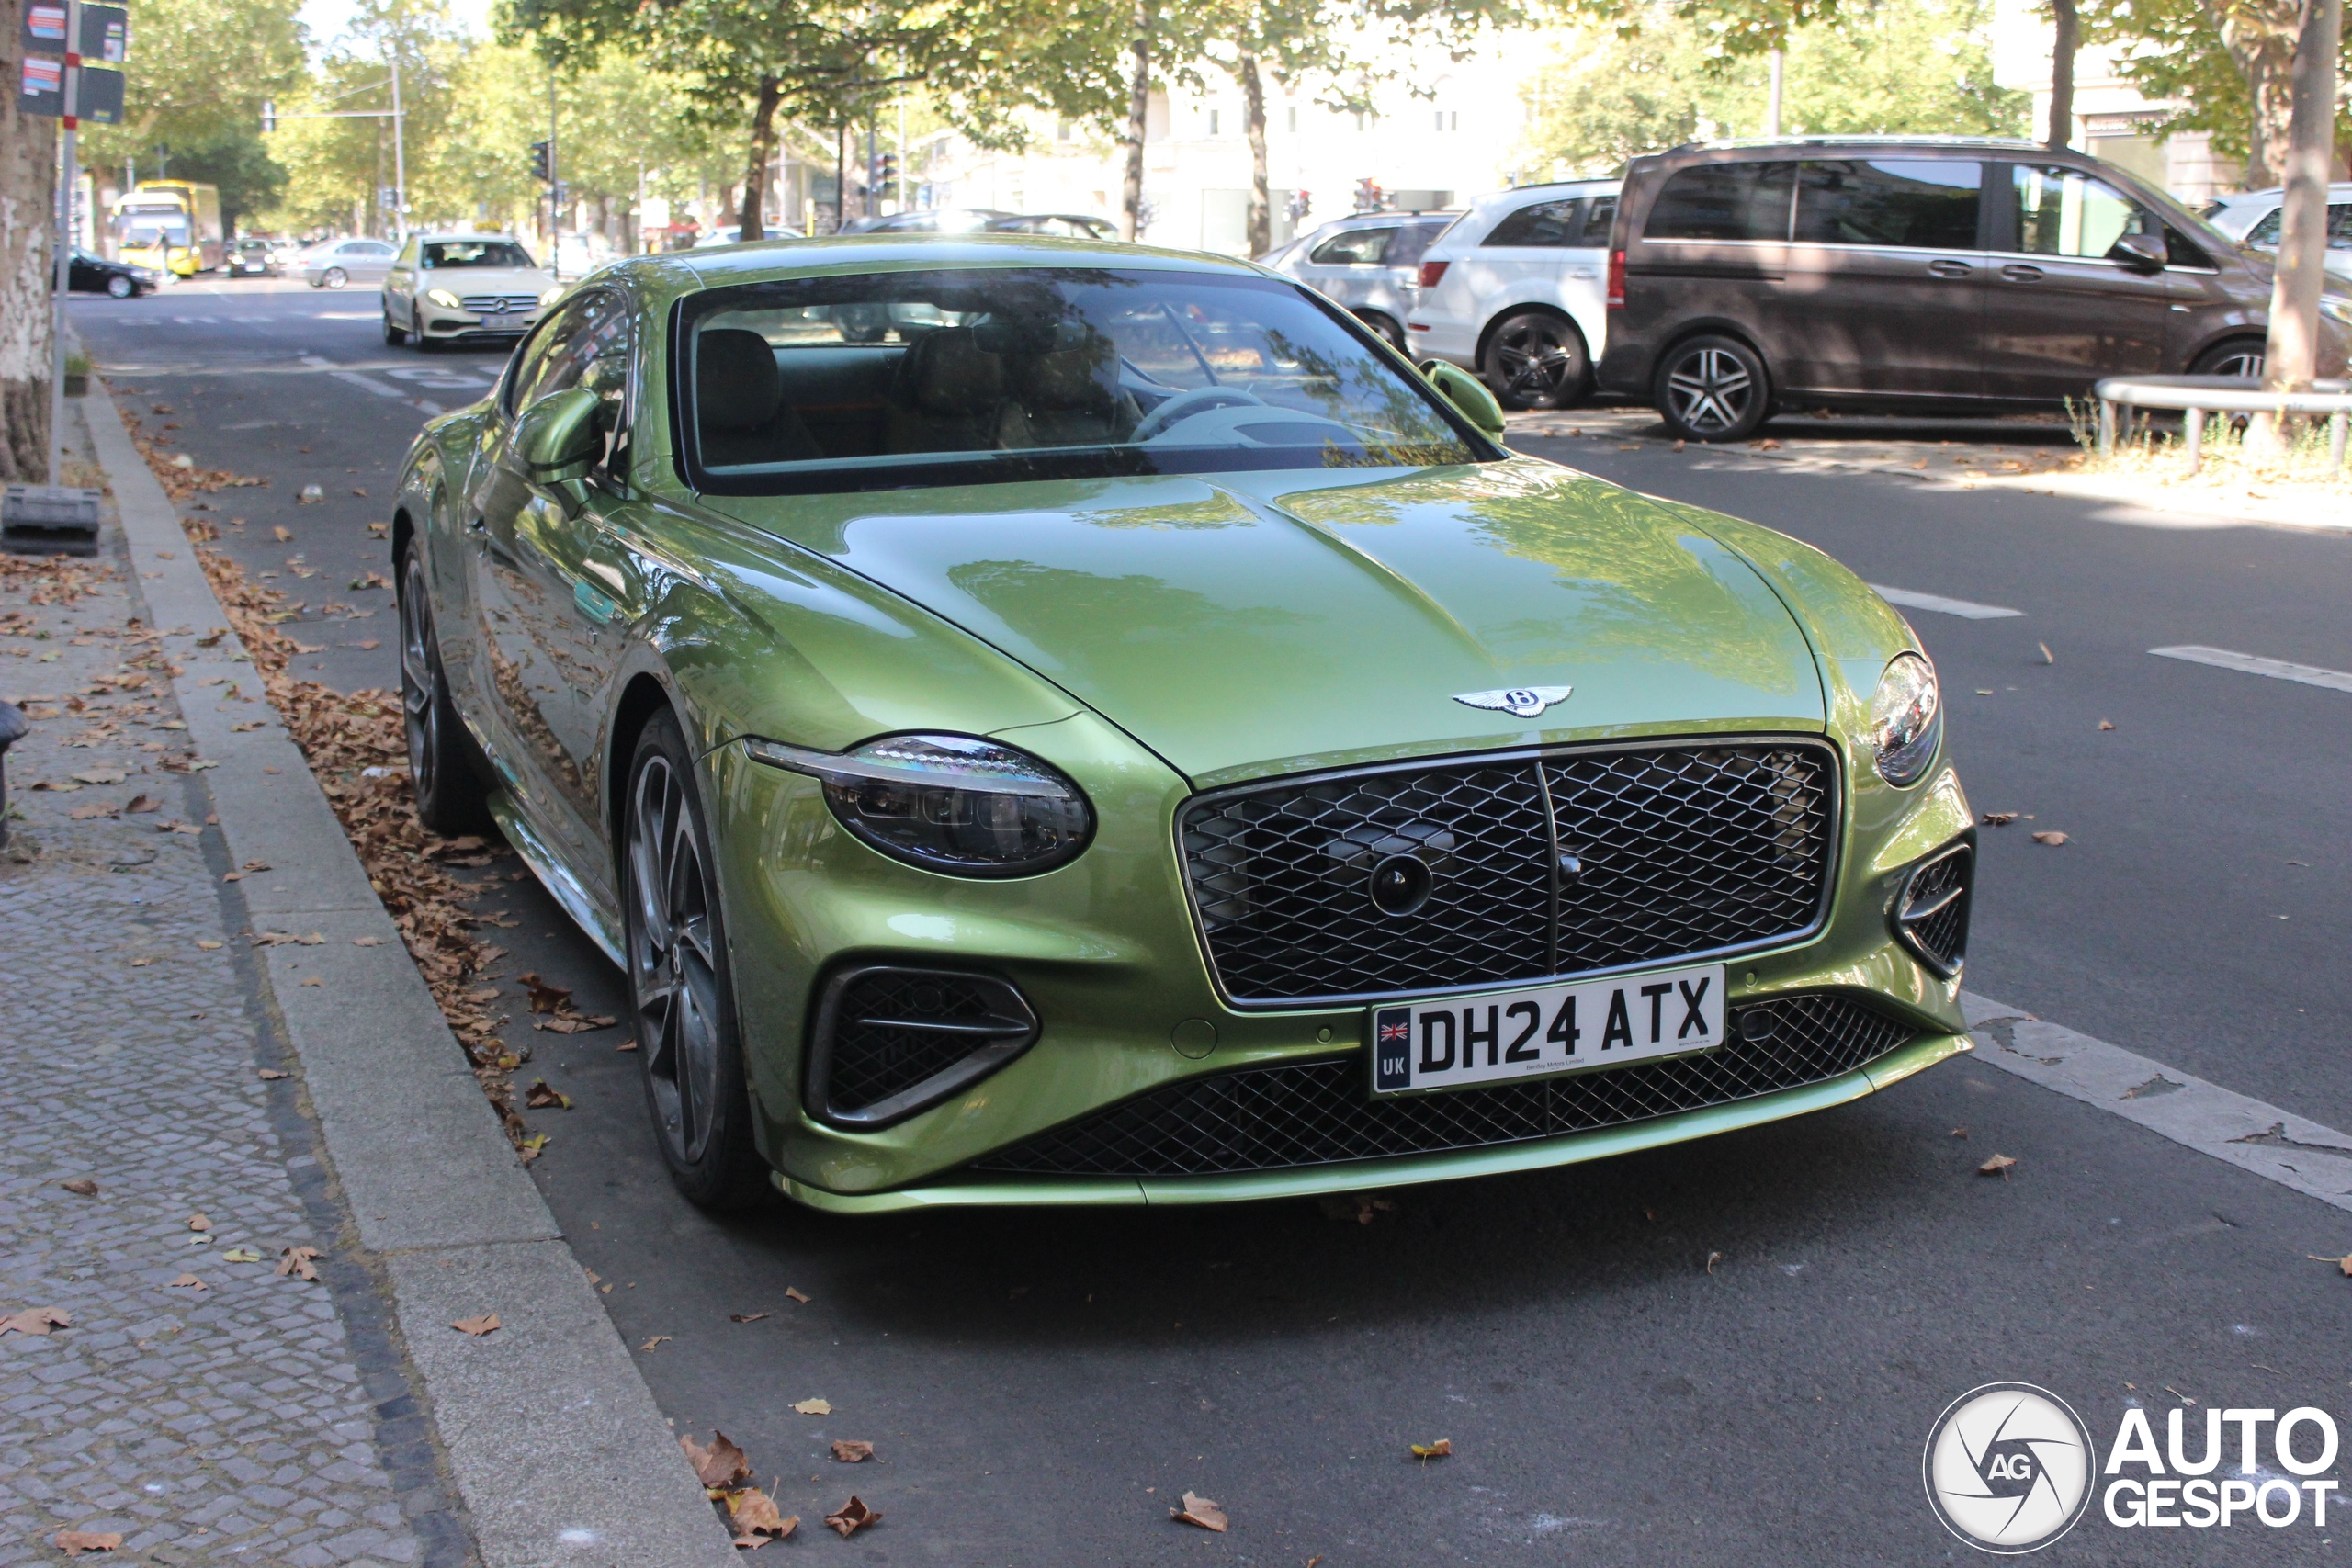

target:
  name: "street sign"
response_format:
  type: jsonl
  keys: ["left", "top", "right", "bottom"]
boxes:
{"left": 79, "top": 3, "right": 127, "bottom": 62}
{"left": 19, "top": 55, "right": 62, "bottom": 117}
{"left": 23, "top": 2, "right": 65, "bottom": 50}
{"left": 75, "top": 63, "right": 121, "bottom": 122}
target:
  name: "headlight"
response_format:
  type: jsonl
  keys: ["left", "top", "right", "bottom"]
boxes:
{"left": 1867, "top": 652, "right": 1941, "bottom": 787}
{"left": 426, "top": 287, "right": 463, "bottom": 310}
{"left": 539, "top": 285, "right": 563, "bottom": 306}
{"left": 746, "top": 733, "right": 1093, "bottom": 877}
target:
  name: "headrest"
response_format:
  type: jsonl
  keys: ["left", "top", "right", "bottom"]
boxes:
{"left": 1019, "top": 333, "right": 1118, "bottom": 412}
{"left": 894, "top": 327, "right": 1005, "bottom": 416}
{"left": 696, "top": 329, "right": 782, "bottom": 433}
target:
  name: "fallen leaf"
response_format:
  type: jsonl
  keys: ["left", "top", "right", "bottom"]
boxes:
{"left": 187, "top": 1213, "right": 211, "bottom": 1232}
{"left": 729, "top": 1487, "right": 797, "bottom": 1547}
{"left": 0, "top": 1306, "right": 72, "bottom": 1336}
{"left": 518, "top": 972, "right": 572, "bottom": 1012}
{"left": 536, "top": 1012, "right": 617, "bottom": 1033}
{"left": 2098, "top": 720, "right": 2116, "bottom": 731}
{"left": 1705, "top": 1250, "right": 1722, "bottom": 1274}
{"left": 1979, "top": 812, "right": 2018, "bottom": 827}
{"left": 220, "top": 1247, "right": 264, "bottom": 1263}
{"left": 53, "top": 1530, "right": 122, "bottom": 1556}
{"left": 273, "top": 525, "right": 295, "bottom": 539}
{"left": 196, "top": 939, "right": 223, "bottom": 950}
{"left": 831, "top": 1439, "right": 875, "bottom": 1463}
{"left": 730, "top": 1312, "right": 770, "bottom": 1324}
{"left": 258, "top": 1068, "right": 288, "bottom": 1079}
{"left": 1950, "top": 1126, "right": 1968, "bottom": 1139}
{"left": 524, "top": 1079, "right": 571, "bottom": 1110}
{"left": 2306, "top": 1253, "right": 2352, "bottom": 1277}
{"left": 1979, "top": 1154, "right": 2018, "bottom": 1178}
{"left": 168, "top": 1273, "right": 207, "bottom": 1291}
{"left": 71, "top": 767, "right": 127, "bottom": 784}
{"left": 451, "top": 1314, "right": 501, "bottom": 1337}
{"left": 61, "top": 1178, "right": 99, "bottom": 1197}
{"left": 1170, "top": 1492, "right": 1227, "bottom": 1532}
{"left": 300, "top": 977, "right": 323, "bottom": 987}
{"left": 785, "top": 1287, "right": 812, "bottom": 1304}
{"left": 1410, "top": 1438, "right": 1453, "bottom": 1459}
{"left": 517, "top": 1133, "right": 549, "bottom": 1161}
{"left": 823, "top": 1496, "right": 881, "bottom": 1538}
{"left": 296, "top": 931, "right": 325, "bottom": 944}
{"left": 69, "top": 802, "right": 117, "bottom": 819}
{"left": 794, "top": 1397, "right": 832, "bottom": 1416}
{"left": 2030, "top": 830, "right": 2068, "bottom": 846}
{"left": 277, "top": 1246, "right": 322, "bottom": 1280}
{"left": 351, "top": 487, "right": 368, "bottom": 498}
{"left": 2039, "top": 641, "right": 2055, "bottom": 665}
{"left": 352, "top": 935, "right": 384, "bottom": 946}
{"left": 1672, "top": 438, "right": 1686, "bottom": 452}
{"left": 124, "top": 793, "right": 160, "bottom": 813}
{"left": 681, "top": 1429, "right": 752, "bottom": 1487}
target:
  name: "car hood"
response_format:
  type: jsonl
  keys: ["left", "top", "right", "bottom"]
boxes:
{"left": 706, "top": 457, "right": 1826, "bottom": 784}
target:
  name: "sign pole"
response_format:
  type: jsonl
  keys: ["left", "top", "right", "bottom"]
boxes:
{"left": 48, "top": 0, "right": 81, "bottom": 484}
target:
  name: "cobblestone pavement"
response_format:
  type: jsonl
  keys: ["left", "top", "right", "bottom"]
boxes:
{"left": 0, "top": 409, "right": 466, "bottom": 1567}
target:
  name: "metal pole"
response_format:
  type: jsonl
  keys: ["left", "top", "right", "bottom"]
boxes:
{"left": 2333, "top": 410, "right": 2347, "bottom": 470}
{"left": 548, "top": 71, "right": 560, "bottom": 279}
{"left": 49, "top": 0, "right": 82, "bottom": 485}
{"left": 1766, "top": 49, "right": 1784, "bottom": 139}
{"left": 2184, "top": 408, "right": 2203, "bottom": 476}
{"left": 390, "top": 53, "right": 407, "bottom": 241}
{"left": 2098, "top": 398, "right": 2115, "bottom": 457}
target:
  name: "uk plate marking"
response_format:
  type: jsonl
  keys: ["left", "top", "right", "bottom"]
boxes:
{"left": 1371, "top": 963, "right": 1724, "bottom": 1097}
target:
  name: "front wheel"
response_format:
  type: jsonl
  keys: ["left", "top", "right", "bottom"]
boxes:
{"left": 106, "top": 274, "right": 133, "bottom": 299}
{"left": 1655, "top": 333, "right": 1772, "bottom": 443}
{"left": 382, "top": 310, "right": 408, "bottom": 346}
{"left": 322, "top": 266, "right": 348, "bottom": 289}
{"left": 398, "top": 547, "right": 492, "bottom": 833}
{"left": 1481, "top": 310, "right": 1589, "bottom": 410}
{"left": 622, "top": 710, "right": 771, "bottom": 1210}
{"left": 2189, "top": 339, "right": 2264, "bottom": 379}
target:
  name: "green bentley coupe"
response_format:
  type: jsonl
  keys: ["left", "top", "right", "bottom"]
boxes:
{"left": 390, "top": 237, "right": 1974, "bottom": 1213}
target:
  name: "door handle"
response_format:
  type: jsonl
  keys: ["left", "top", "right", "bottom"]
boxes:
{"left": 1927, "top": 259, "right": 1973, "bottom": 278}
{"left": 2001, "top": 264, "right": 2044, "bottom": 282}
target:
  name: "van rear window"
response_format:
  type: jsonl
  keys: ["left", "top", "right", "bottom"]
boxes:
{"left": 1645, "top": 163, "right": 1795, "bottom": 243}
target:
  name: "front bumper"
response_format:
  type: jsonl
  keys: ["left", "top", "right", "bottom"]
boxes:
{"left": 417, "top": 303, "right": 540, "bottom": 340}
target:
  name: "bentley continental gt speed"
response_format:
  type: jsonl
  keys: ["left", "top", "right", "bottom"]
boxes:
{"left": 391, "top": 236, "right": 1975, "bottom": 1213}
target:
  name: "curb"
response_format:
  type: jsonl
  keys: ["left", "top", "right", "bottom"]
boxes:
{"left": 82, "top": 376, "right": 738, "bottom": 1568}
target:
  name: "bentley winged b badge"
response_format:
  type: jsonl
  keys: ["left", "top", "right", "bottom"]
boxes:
{"left": 1453, "top": 685, "right": 1573, "bottom": 719}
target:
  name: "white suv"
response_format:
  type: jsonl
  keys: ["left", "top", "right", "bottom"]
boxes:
{"left": 1408, "top": 179, "right": 1619, "bottom": 408}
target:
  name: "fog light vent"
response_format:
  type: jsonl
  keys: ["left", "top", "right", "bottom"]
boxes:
{"left": 1894, "top": 842, "right": 1972, "bottom": 979}
{"left": 807, "top": 965, "right": 1038, "bottom": 1129}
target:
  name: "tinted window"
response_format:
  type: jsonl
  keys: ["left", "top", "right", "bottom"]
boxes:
{"left": 1645, "top": 163, "right": 1795, "bottom": 242}
{"left": 2010, "top": 165, "right": 2153, "bottom": 259}
{"left": 510, "top": 290, "right": 631, "bottom": 472}
{"left": 1794, "top": 160, "right": 1980, "bottom": 248}
{"left": 2245, "top": 203, "right": 2352, "bottom": 248}
{"left": 1385, "top": 220, "right": 1452, "bottom": 267}
{"left": 1483, "top": 198, "right": 1584, "bottom": 247}
{"left": 1580, "top": 197, "right": 1617, "bottom": 245}
{"left": 1309, "top": 228, "right": 1393, "bottom": 265}
{"left": 424, "top": 240, "right": 537, "bottom": 269}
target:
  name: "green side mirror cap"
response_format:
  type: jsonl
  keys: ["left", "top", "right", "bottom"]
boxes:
{"left": 517, "top": 387, "right": 604, "bottom": 483}
{"left": 1420, "top": 359, "right": 1507, "bottom": 436}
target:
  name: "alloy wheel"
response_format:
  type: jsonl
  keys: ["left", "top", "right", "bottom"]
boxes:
{"left": 398, "top": 554, "right": 442, "bottom": 800}
{"left": 1665, "top": 346, "right": 1756, "bottom": 435}
{"left": 323, "top": 266, "right": 347, "bottom": 289}
{"left": 106, "top": 275, "right": 131, "bottom": 299}
{"left": 628, "top": 754, "right": 724, "bottom": 1168}
{"left": 1488, "top": 316, "right": 1582, "bottom": 406}
{"left": 2203, "top": 347, "right": 2264, "bottom": 378}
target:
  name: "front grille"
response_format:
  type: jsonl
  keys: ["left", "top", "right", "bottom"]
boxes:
{"left": 1894, "top": 842, "right": 1971, "bottom": 978}
{"left": 973, "top": 992, "right": 1913, "bottom": 1178}
{"left": 806, "top": 966, "right": 1037, "bottom": 1128}
{"left": 459, "top": 293, "right": 539, "bottom": 316}
{"left": 1180, "top": 740, "right": 1837, "bottom": 1005}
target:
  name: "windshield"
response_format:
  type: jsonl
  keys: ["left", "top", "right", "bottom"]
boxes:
{"left": 423, "top": 240, "right": 536, "bottom": 269}
{"left": 121, "top": 209, "right": 188, "bottom": 246}
{"left": 681, "top": 267, "right": 1486, "bottom": 496}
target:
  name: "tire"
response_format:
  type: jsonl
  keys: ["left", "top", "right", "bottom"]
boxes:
{"left": 1358, "top": 311, "right": 1408, "bottom": 354}
{"left": 2189, "top": 339, "right": 2264, "bottom": 379}
{"left": 397, "top": 546, "right": 492, "bottom": 834}
{"left": 621, "top": 709, "right": 772, "bottom": 1210}
{"left": 322, "top": 266, "right": 348, "bottom": 289}
{"left": 106, "top": 274, "right": 132, "bottom": 299}
{"left": 1480, "top": 310, "right": 1589, "bottom": 410}
{"left": 1654, "top": 333, "right": 1772, "bottom": 443}
{"left": 382, "top": 310, "right": 408, "bottom": 346}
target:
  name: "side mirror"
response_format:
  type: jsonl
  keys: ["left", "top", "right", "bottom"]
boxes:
{"left": 2111, "top": 231, "right": 2168, "bottom": 275}
{"left": 1420, "top": 358, "right": 1507, "bottom": 436}
{"left": 516, "top": 388, "right": 604, "bottom": 485}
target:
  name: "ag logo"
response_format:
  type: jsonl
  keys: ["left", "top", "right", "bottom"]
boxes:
{"left": 1923, "top": 1382, "right": 2094, "bottom": 1553}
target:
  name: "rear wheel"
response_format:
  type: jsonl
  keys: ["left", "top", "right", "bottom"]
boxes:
{"left": 398, "top": 546, "right": 492, "bottom": 834}
{"left": 1357, "top": 311, "right": 1408, "bottom": 354}
{"left": 1655, "top": 333, "right": 1771, "bottom": 443}
{"left": 322, "top": 266, "right": 348, "bottom": 289}
{"left": 2189, "top": 339, "right": 2264, "bottom": 379}
{"left": 622, "top": 710, "right": 771, "bottom": 1210}
{"left": 1481, "top": 310, "right": 1589, "bottom": 409}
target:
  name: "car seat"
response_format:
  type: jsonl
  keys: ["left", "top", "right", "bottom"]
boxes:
{"left": 696, "top": 328, "right": 821, "bottom": 467}
{"left": 885, "top": 328, "right": 1008, "bottom": 453}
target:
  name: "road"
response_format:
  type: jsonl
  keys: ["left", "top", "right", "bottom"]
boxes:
{"left": 71, "top": 276, "right": 2352, "bottom": 1565}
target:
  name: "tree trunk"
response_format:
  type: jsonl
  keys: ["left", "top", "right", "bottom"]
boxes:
{"left": 836, "top": 122, "right": 848, "bottom": 234}
{"left": 2047, "top": 0, "right": 2078, "bottom": 148}
{"left": 2210, "top": 0, "right": 2303, "bottom": 185}
{"left": 1239, "top": 53, "right": 1270, "bottom": 256}
{"left": 737, "top": 75, "right": 783, "bottom": 243}
{"left": 2262, "top": 0, "right": 2342, "bottom": 402}
{"left": 1121, "top": 0, "right": 1151, "bottom": 242}
{"left": 0, "top": 0, "right": 56, "bottom": 484}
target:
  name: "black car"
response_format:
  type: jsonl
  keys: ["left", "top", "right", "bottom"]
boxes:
{"left": 60, "top": 252, "right": 158, "bottom": 298}
{"left": 225, "top": 239, "right": 277, "bottom": 278}
{"left": 1597, "top": 136, "right": 2346, "bottom": 442}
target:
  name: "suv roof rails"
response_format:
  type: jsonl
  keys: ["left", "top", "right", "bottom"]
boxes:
{"left": 1668, "top": 134, "right": 2044, "bottom": 152}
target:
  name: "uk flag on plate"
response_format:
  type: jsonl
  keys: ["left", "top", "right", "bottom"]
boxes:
{"left": 1374, "top": 1008, "right": 1412, "bottom": 1093}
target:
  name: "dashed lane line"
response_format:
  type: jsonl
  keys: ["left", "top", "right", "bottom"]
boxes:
{"left": 2150, "top": 644, "right": 2352, "bottom": 694}
{"left": 299, "top": 354, "right": 442, "bottom": 418}
{"left": 1870, "top": 585, "right": 2026, "bottom": 620}
{"left": 1962, "top": 991, "right": 2352, "bottom": 1214}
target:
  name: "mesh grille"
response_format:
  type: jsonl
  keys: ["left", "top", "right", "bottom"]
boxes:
{"left": 460, "top": 293, "right": 540, "bottom": 314}
{"left": 1896, "top": 847, "right": 1971, "bottom": 976}
{"left": 820, "top": 970, "right": 1034, "bottom": 1116}
{"left": 1180, "top": 742, "right": 1836, "bottom": 1004}
{"left": 974, "top": 992, "right": 1912, "bottom": 1178}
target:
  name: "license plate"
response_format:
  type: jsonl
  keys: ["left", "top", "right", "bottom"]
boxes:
{"left": 1369, "top": 964, "right": 1726, "bottom": 1097}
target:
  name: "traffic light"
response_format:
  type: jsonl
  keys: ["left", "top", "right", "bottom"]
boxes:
{"left": 261, "top": 100, "right": 276, "bottom": 134}
{"left": 530, "top": 141, "right": 551, "bottom": 183}
{"left": 878, "top": 151, "right": 899, "bottom": 198}
{"left": 1353, "top": 178, "right": 1385, "bottom": 214}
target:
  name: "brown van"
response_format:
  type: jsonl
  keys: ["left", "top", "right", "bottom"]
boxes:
{"left": 1596, "top": 137, "right": 2345, "bottom": 442}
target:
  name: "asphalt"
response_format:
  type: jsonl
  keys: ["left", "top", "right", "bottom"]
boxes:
{"left": 69, "top": 276, "right": 2352, "bottom": 1566}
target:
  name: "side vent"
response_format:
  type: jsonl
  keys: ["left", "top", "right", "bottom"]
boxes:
{"left": 1894, "top": 842, "right": 1972, "bottom": 979}
{"left": 806, "top": 966, "right": 1039, "bottom": 1130}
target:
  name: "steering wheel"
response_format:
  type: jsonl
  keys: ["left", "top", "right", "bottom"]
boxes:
{"left": 1131, "top": 385, "right": 1264, "bottom": 442}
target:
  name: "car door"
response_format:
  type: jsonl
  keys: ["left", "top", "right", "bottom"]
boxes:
{"left": 386, "top": 237, "right": 420, "bottom": 325}
{"left": 1295, "top": 225, "right": 1395, "bottom": 310}
{"left": 1781, "top": 157, "right": 1986, "bottom": 399}
{"left": 1627, "top": 159, "right": 1799, "bottom": 370}
{"left": 1982, "top": 163, "right": 2177, "bottom": 400}
{"left": 1458, "top": 197, "right": 1589, "bottom": 325}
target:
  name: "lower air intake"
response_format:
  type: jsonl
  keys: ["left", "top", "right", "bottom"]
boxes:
{"left": 807, "top": 966, "right": 1037, "bottom": 1129}
{"left": 1894, "top": 843, "right": 1972, "bottom": 979}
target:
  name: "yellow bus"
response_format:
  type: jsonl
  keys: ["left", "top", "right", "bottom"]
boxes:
{"left": 116, "top": 181, "right": 224, "bottom": 276}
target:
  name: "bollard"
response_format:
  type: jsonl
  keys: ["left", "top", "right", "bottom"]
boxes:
{"left": 2183, "top": 409, "right": 2203, "bottom": 477}
{"left": 2098, "top": 400, "right": 2115, "bottom": 457}
{"left": 2334, "top": 412, "right": 2348, "bottom": 473}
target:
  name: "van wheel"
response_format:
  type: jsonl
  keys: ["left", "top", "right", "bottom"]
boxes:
{"left": 2189, "top": 340, "right": 2264, "bottom": 379}
{"left": 1656, "top": 334, "right": 1771, "bottom": 443}
{"left": 1481, "top": 310, "right": 1588, "bottom": 409}
{"left": 1357, "top": 311, "right": 1407, "bottom": 353}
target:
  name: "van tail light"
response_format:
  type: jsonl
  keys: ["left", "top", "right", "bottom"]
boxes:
{"left": 1419, "top": 260, "right": 1450, "bottom": 289}
{"left": 1606, "top": 249, "right": 1626, "bottom": 310}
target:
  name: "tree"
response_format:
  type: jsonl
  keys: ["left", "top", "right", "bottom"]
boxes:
{"left": 2083, "top": 0, "right": 2316, "bottom": 185}
{"left": 2, "top": 0, "right": 56, "bottom": 480}
{"left": 2048, "top": 0, "right": 2079, "bottom": 145}
{"left": 2262, "top": 0, "right": 2340, "bottom": 406}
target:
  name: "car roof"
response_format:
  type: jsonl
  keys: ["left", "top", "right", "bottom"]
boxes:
{"left": 667, "top": 232, "right": 1273, "bottom": 284}
{"left": 1675, "top": 134, "right": 2043, "bottom": 151}
{"left": 414, "top": 231, "right": 528, "bottom": 243}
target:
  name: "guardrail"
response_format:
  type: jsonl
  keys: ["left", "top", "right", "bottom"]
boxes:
{"left": 2095, "top": 374, "right": 2352, "bottom": 476}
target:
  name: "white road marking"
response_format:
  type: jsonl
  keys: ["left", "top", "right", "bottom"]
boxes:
{"left": 300, "top": 355, "right": 444, "bottom": 418}
{"left": 1869, "top": 585, "right": 2025, "bottom": 620}
{"left": 1962, "top": 992, "right": 2352, "bottom": 1214}
{"left": 2149, "top": 644, "right": 2352, "bottom": 694}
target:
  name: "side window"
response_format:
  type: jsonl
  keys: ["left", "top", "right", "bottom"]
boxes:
{"left": 1310, "top": 228, "right": 1392, "bottom": 265}
{"left": 1794, "top": 160, "right": 1981, "bottom": 249}
{"left": 396, "top": 237, "right": 419, "bottom": 267}
{"left": 1483, "top": 198, "right": 1584, "bottom": 247}
{"left": 1644, "top": 162, "right": 1796, "bottom": 242}
{"left": 2247, "top": 209, "right": 2282, "bottom": 247}
{"left": 1579, "top": 197, "right": 1618, "bottom": 246}
{"left": 507, "top": 291, "right": 632, "bottom": 471}
{"left": 1385, "top": 221, "right": 1451, "bottom": 268}
{"left": 2010, "top": 165, "right": 2152, "bottom": 260}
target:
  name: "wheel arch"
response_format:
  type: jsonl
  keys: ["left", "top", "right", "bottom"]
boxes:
{"left": 605, "top": 671, "right": 683, "bottom": 851}
{"left": 1474, "top": 301, "right": 1583, "bottom": 368}
{"left": 2182, "top": 329, "right": 2267, "bottom": 374}
{"left": 1650, "top": 321, "right": 1778, "bottom": 403}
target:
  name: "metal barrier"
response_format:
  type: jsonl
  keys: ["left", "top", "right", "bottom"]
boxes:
{"left": 2095, "top": 374, "right": 2352, "bottom": 476}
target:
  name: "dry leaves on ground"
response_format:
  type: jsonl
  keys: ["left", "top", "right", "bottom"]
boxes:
{"left": 0, "top": 1306, "right": 72, "bottom": 1337}
{"left": 1979, "top": 812, "right": 2018, "bottom": 827}
{"left": 451, "top": 1314, "right": 502, "bottom": 1337}
{"left": 824, "top": 1497, "right": 881, "bottom": 1539}
{"left": 793, "top": 1397, "right": 832, "bottom": 1416}
{"left": 729, "top": 1312, "right": 768, "bottom": 1324}
{"left": 639, "top": 1336, "right": 672, "bottom": 1352}
{"left": 220, "top": 1247, "right": 264, "bottom": 1263}
{"left": 728, "top": 1488, "right": 797, "bottom": 1548}
{"left": 187, "top": 1213, "right": 211, "bottom": 1232}
{"left": 277, "top": 1246, "right": 322, "bottom": 1280}
{"left": 682, "top": 1429, "right": 752, "bottom": 1487}
{"left": 831, "top": 1440, "right": 874, "bottom": 1463}
{"left": 2031, "top": 830, "right": 2069, "bottom": 846}
{"left": 1409, "top": 1438, "right": 1452, "bottom": 1460}
{"left": 1169, "top": 1492, "right": 1227, "bottom": 1532}
{"left": 2307, "top": 1252, "right": 2352, "bottom": 1276}
{"left": 60, "top": 1178, "right": 98, "bottom": 1197}
{"left": 53, "top": 1530, "right": 122, "bottom": 1556}
{"left": 1979, "top": 1155, "right": 2018, "bottom": 1178}
{"left": 784, "top": 1287, "right": 812, "bottom": 1304}
{"left": 524, "top": 1079, "right": 571, "bottom": 1110}
{"left": 167, "top": 1274, "right": 206, "bottom": 1291}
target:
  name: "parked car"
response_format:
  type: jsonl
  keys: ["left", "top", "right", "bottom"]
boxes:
{"left": 692, "top": 225, "right": 807, "bottom": 249}
{"left": 389, "top": 236, "right": 1974, "bottom": 1213}
{"left": 989, "top": 213, "right": 1120, "bottom": 240}
{"left": 1267, "top": 210, "right": 1461, "bottom": 352}
{"left": 304, "top": 237, "right": 400, "bottom": 288}
{"left": 1408, "top": 181, "right": 1619, "bottom": 408}
{"left": 225, "top": 238, "right": 278, "bottom": 278}
{"left": 59, "top": 251, "right": 159, "bottom": 297}
{"left": 381, "top": 233, "right": 558, "bottom": 348}
{"left": 1598, "top": 137, "right": 2351, "bottom": 443}
{"left": 839, "top": 208, "right": 1016, "bottom": 235}
{"left": 2199, "top": 183, "right": 2352, "bottom": 280}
